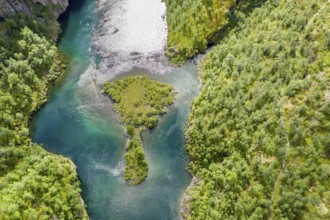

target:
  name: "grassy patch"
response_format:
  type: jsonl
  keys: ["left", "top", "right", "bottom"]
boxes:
{"left": 102, "top": 76, "right": 175, "bottom": 184}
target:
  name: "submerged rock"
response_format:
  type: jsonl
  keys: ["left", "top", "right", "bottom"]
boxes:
{"left": 112, "top": 27, "right": 119, "bottom": 34}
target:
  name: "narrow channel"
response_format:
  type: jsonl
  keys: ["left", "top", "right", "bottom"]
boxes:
{"left": 31, "top": 0, "right": 199, "bottom": 219}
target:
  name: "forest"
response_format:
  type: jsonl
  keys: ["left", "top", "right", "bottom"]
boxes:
{"left": 179, "top": 0, "right": 330, "bottom": 219}
{"left": 102, "top": 76, "right": 175, "bottom": 184}
{"left": 0, "top": 0, "right": 329, "bottom": 219}
{"left": 164, "top": 0, "right": 236, "bottom": 64}
{"left": 0, "top": 15, "right": 87, "bottom": 220}
{"left": 164, "top": 0, "right": 268, "bottom": 65}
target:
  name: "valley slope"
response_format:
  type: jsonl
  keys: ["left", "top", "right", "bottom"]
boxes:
{"left": 165, "top": 0, "right": 330, "bottom": 219}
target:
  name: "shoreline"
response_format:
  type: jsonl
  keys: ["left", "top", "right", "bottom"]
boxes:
{"left": 180, "top": 176, "right": 200, "bottom": 220}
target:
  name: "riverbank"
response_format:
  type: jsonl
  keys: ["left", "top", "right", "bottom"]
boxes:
{"left": 180, "top": 0, "right": 330, "bottom": 218}
{"left": 180, "top": 176, "right": 200, "bottom": 220}
{"left": 0, "top": 21, "right": 88, "bottom": 219}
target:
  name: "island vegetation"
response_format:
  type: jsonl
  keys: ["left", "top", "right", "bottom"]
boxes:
{"left": 102, "top": 76, "right": 175, "bottom": 185}
{"left": 0, "top": 12, "right": 88, "bottom": 220}
{"left": 167, "top": 0, "right": 330, "bottom": 219}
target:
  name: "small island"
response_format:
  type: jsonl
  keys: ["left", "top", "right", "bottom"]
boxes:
{"left": 102, "top": 76, "right": 175, "bottom": 185}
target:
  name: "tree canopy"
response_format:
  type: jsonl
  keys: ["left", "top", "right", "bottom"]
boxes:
{"left": 164, "top": 0, "right": 236, "bottom": 64}
{"left": 0, "top": 27, "right": 87, "bottom": 219}
{"left": 178, "top": 0, "right": 330, "bottom": 219}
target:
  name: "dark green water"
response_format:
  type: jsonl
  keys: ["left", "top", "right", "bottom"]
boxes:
{"left": 32, "top": 0, "right": 199, "bottom": 219}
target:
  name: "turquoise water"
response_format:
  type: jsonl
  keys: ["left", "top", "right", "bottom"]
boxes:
{"left": 32, "top": 0, "right": 199, "bottom": 219}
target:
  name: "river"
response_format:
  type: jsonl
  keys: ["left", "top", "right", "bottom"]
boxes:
{"left": 31, "top": 0, "right": 199, "bottom": 219}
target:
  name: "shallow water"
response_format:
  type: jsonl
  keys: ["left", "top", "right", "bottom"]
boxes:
{"left": 32, "top": 0, "right": 199, "bottom": 219}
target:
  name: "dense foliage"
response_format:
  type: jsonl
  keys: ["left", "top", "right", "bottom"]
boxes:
{"left": 103, "top": 76, "right": 175, "bottom": 184}
{"left": 0, "top": 146, "right": 87, "bottom": 219}
{"left": 164, "top": 0, "right": 236, "bottom": 64}
{"left": 183, "top": 0, "right": 330, "bottom": 219}
{"left": 0, "top": 14, "right": 61, "bottom": 56}
{"left": 0, "top": 27, "right": 88, "bottom": 219}
{"left": 0, "top": 27, "right": 60, "bottom": 146}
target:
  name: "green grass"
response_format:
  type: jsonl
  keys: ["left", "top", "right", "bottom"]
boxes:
{"left": 102, "top": 76, "right": 175, "bottom": 184}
